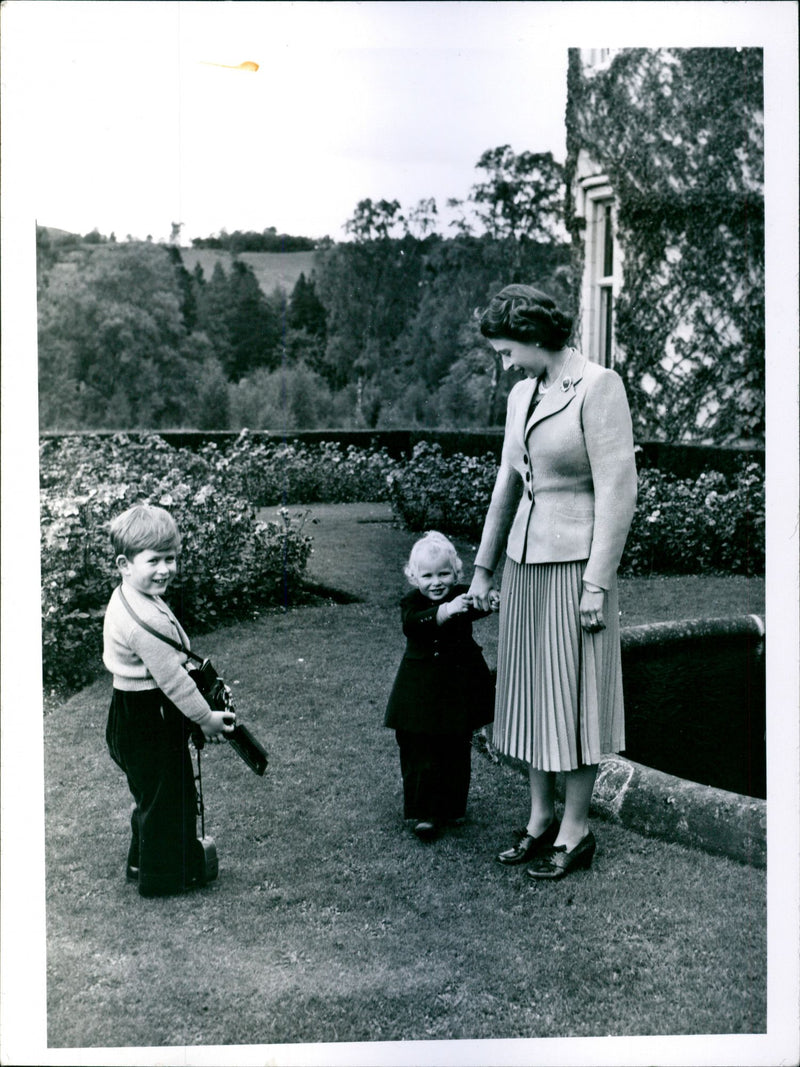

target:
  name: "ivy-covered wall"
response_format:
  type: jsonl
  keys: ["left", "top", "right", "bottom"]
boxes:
{"left": 565, "top": 48, "right": 764, "bottom": 445}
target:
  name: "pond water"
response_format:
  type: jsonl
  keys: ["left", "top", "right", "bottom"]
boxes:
{"left": 620, "top": 619, "right": 766, "bottom": 799}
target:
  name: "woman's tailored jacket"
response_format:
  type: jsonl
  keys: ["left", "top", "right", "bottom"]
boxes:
{"left": 384, "top": 585, "right": 495, "bottom": 734}
{"left": 473, "top": 351, "right": 638, "bottom": 590}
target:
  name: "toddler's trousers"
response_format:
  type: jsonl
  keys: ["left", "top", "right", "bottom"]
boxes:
{"left": 395, "top": 729, "right": 472, "bottom": 822}
{"left": 106, "top": 688, "right": 203, "bottom": 896}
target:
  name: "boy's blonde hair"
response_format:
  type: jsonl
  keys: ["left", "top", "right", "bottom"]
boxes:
{"left": 110, "top": 504, "right": 181, "bottom": 558}
{"left": 403, "top": 531, "right": 463, "bottom": 586}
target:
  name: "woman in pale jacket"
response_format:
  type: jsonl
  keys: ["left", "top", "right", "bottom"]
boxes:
{"left": 468, "top": 284, "right": 638, "bottom": 880}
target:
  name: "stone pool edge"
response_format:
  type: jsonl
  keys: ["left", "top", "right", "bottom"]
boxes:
{"left": 479, "top": 743, "right": 766, "bottom": 868}
{"left": 591, "top": 754, "right": 766, "bottom": 868}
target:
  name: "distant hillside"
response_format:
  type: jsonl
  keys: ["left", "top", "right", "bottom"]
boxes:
{"left": 179, "top": 249, "right": 317, "bottom": 297}
{"left": 38, "top": 225, "right": 80, "bottom": 240}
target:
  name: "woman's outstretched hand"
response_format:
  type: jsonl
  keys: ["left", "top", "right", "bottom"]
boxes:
{"left": 467, "top": 567, "right": 497, "bottom": 612}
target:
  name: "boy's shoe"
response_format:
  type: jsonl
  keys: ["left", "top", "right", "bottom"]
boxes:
{"left": 413, "top": 820, "right": 438, "bottom": 840}
{"left": 125, "top": 863, "right": 139, "bottom": 883}
{"left": 197, "top": 836, "right": 219, "bottom": 883}
{"left": 138, "top": 839, "right": 218, "bottom": 897}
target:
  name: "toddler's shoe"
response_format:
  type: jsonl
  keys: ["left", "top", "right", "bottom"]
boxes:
{"left": 413, "top": 820, "right": 438, "bottom": 840}
{"left": 138, "top": 841, "right": 217, "bottom": 897}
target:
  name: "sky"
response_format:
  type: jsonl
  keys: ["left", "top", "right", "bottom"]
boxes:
{"left": 2, "top": 0, "right": 788, "bottom": 245}
{"left": 1, "top": 4, "right": 799, "bottom": 1066}
{"left": 4, "top": 0, "right": 578, "bottom": 243}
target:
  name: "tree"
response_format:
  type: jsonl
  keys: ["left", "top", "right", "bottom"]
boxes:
{"left": 405, "top": 198, "right": 439, "bottom": 239}
{"left": 344, "top": 198, "right": 405, "bottom": 242}
{"left": 194, "top": 354, "right": 230, "bottom": 430}
{"left": 37, "top": 242, "right": 197, "bottom": 428}
{"left": 469, "top": 146, "right": 567, "bottom": 243}
{"left": 446, "top": 198, "right": 476, "bottom": 237}
{"left": 224, "top": 261, "right": 282, "bottom": 380}
{"left": 227, "top": 361, "right": 337, "bottom": 431}
{"left": 195, "top": 260, "right": 234, "bottom": 362}
{"left": 288, "top": 273, "right": 327, "bottom": 338}
{"left": 314, "top": 235, "right": 424, "bottom": 390}
{"left": 165, "top": 244, "right": 198, "bottom": 331}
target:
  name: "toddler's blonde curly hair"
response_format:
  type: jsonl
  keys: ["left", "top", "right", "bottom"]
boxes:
{"left": 403, "top": 531, "right": 463, "bottom": 586}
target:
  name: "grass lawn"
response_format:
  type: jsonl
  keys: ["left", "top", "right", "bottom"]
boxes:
{"left": 43, "top": 504, "right": 766, "bottom": 1049}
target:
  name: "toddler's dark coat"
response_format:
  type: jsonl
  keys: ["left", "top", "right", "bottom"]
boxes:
{"left": 384, "top": 585, "right": 495, "bottom": 734}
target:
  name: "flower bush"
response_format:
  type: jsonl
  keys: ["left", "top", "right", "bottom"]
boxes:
{"left": 40, "top": 432, "right": 765, "bottom": 694}
{"left": 386, "top": 442, "right": 499, "bottom": 538}
{"left": 387, "top": 443, "right": 765, "bottom": 575}
{"left": 40, "top": 434, "right": 312, "bottom": 691}
{"left": 197, "top": 432, "right": 401, "bottom": 506}
{"left": 623, "top": 462, "right": 765, "bottom": 576}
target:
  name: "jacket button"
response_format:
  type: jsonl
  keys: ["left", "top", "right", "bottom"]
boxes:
{"left": 528, "top": 490, "right": 533, "bottom": 501}
{"left": 525, "top": 471, "right": 530, "bottom": 481}
{"left": 523, "top": 455, "right": 529, "bottom": 464}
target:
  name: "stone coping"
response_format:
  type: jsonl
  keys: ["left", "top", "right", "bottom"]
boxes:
{"left": 484, "top": 745, "right": 766, "bottom": 868}
{"left": 591, "top": 754, "right": 765, "bottom": 868}
{"left": 621, "top": 613, "right": 765, "bottom": 649}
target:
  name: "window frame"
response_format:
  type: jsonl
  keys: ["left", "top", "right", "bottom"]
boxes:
{"left": 577, "top": 177, "right": 622, "bottom": 368}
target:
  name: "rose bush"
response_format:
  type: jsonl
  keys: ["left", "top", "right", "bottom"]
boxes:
{"left": 40, "top": 434, "right": 312, "bottom": 691}
{"left": 623, "top": 463, "right": 765, "bottom": 576}
{"left": 197, "top": 432, "right": 400, "bottom": 506}
{"left": 386, "top": 443, "right": 765, "bottom": 576}
{"left": 40, "top": 433, "right": 765, "bottom": 694}
{"left": 386, "top": 442, "right": 499, "bottom": 538}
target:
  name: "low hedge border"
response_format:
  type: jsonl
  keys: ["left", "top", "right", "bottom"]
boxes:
{"left": 40, "top": 429, "right": 764, "bottom": 479}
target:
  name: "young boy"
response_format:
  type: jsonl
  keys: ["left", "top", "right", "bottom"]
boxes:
{"left": 103, "top": 504, "right": 233, "bottom": 897}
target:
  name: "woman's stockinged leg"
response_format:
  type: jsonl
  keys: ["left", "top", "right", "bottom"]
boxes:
{"left": 527, "top": 766, "right": 557, "bottom": 837}
{"left": 555, "top": 763, "right": 599, "bottom": 850}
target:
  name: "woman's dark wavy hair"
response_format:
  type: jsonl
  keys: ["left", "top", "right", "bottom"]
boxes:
{"left": 478, "top": 284, "right": 573, "bottom": 351}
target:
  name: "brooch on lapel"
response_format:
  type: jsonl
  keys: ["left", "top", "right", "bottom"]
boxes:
{"left": 560, "top": 376, "right": 572, "bottom": 392}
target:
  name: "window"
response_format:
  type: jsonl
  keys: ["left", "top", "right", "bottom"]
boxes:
{"left": 597, "top": 200, "right": 615, "bottom": 367}
{"left": 581, "top": 48, "right": 618, "bottom": 73}
{"left": 575, "top": 176, "right": 621, "bottom": 367}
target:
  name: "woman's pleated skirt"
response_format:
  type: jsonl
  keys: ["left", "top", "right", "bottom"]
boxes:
{"left": 492, "top": 558, "right": 625, "bottom": 771}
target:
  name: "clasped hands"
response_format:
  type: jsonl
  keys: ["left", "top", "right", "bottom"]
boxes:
{"left": 458, "top": 573, "right": 501, "bottom": 615}
{"left": 467, "top": 568, "right": 605, "bottom": 633}
{"left": 442, "top": 589, "right": 501, "bottom": 617}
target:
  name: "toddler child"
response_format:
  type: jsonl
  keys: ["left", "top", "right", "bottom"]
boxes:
{"left": 384, "top": 531, "right": 497, "bottom": 839}
{"left": 103, "top": 504, "right": 234, "bottom": 897}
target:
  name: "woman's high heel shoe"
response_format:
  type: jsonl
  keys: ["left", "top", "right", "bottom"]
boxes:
{"left": 496, "top": 820, "right": 559, "bottom": 865}
{"left": 525, "top": 831, "right": 596, "bottom": 880}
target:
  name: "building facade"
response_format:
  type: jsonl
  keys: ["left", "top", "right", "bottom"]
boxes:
{"left": 565, "top": 48, "right": 764, "bottom": 445}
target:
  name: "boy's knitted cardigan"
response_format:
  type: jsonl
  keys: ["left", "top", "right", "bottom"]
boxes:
{"left": 102, "top": 583, "right": 213, "bottom": 728}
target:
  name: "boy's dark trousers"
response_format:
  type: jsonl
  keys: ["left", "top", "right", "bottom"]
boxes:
{"left": 395, "top": 729, "right": 472, "bottom": 822}
{"left": 106, "top": 688, "right": 204, "bottom": 896}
